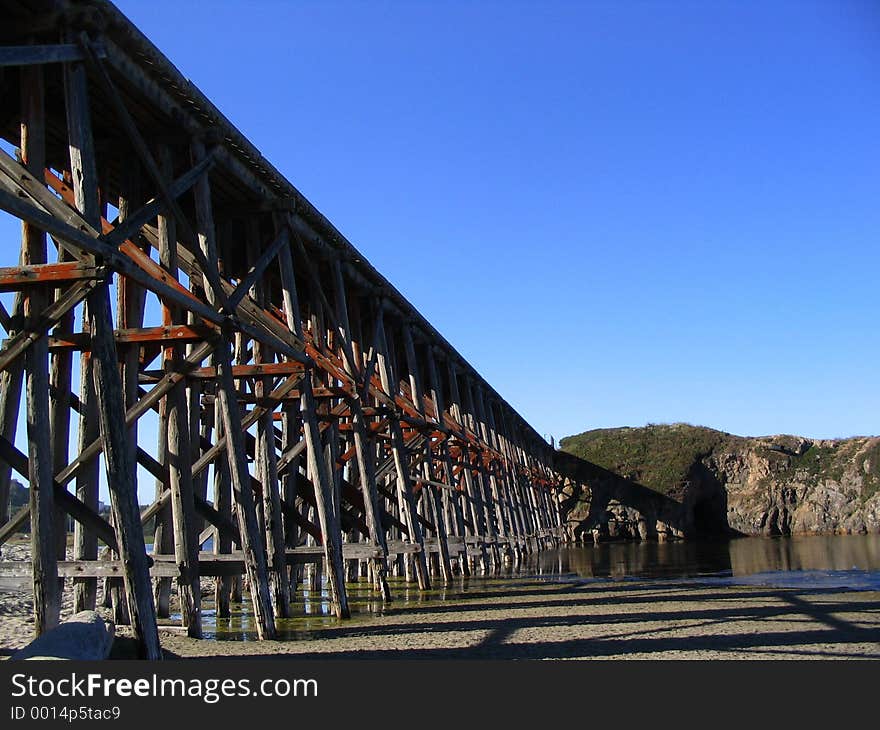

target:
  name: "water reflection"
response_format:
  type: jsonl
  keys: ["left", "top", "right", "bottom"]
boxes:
{"left": 727, "top": 534, "right": 880, "bottom": 575}
{"left": 201, "top": 534, "right": 880, "bottom": 640}
{"left": 523, "top": 534, "right": 880, "bottom": 581}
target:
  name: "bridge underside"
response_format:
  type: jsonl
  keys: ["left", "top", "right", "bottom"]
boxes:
{"left": 0, "top": 0, "right": 572, "bottom": 656}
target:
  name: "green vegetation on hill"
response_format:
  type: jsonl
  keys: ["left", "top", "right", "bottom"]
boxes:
{"left": 560, "top": 424, "right": 880, "bottom": 505}
{"left": 560, "top": 423, "right": 732, "bottom": 497}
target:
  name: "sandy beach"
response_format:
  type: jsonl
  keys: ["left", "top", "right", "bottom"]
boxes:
{"left": 152, "top": 578, "right": 880, "bottom": 660}
{"left": 2, "top": 537, "right": 879, "bottom": 660}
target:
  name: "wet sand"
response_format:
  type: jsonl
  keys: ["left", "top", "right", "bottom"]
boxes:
{"left": 4, "top": 573, "right": 879, "bottom": 660}
{"left": 153, "top": 577, "right": 880, "bottom": 660}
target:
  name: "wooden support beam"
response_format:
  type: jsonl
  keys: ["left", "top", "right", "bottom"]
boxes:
{"left": 375, "top": 311, "right": 430, "bottom": 589}
{"left": 21, "top": 64, "right": 59, "bottom": 635}
{"left": 0, "top": 278, "right": 97, "bottom": 374}
{"left": 0, "top": 158, "right": 224, "bottom": 328}
{"left": 402, "top": 326, "right": 452, "bottom": 582}
{"left": 0, "top": 43, "right": 106, "bottom": 67}
{"left": 0, "top": 438, "right": 117, "bottom": 551}
{"left": 277, "top": 236, "right": 350, "bottom": 618}
{"left": 0, "top": 261, "right": 104, "bottom": 291}
{"left": 64, "top": 45, "right": 161, "bottom": 659}
{"left": 187, "top": 361, "right": 304, "bottom": 379}
{"left": 155, "top": 152, "right": 202, "bottom": 636}
{"left": 191, "top": 138, "right": 275, "bottom": 640}
{"left": 77, "top": 32, "right": 231, "bottom": 314}
{"left": 248, "top": 221, "right": 290, "bottom": 618}
{"left": 330, "top": 259, "right": 391, "bottom": 598}
{"left": 0, "top": 321, "right": 23, "bottom": 528}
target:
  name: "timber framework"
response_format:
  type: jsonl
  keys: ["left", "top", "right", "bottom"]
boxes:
{"left": 0, "top": 0, "right": 577, "bottom": 658}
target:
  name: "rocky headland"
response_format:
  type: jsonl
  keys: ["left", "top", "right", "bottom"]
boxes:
{"left": 557, "top": 424, "right": 880, "bottom": 542}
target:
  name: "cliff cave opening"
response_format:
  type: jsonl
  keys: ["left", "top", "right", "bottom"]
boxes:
{"left": 692, "top": 495, "right": 731, "bottom": 537}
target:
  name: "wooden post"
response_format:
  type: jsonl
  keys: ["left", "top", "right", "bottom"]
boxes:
{"left": 111, "top": 161, "right": 146, "bottom": 625}
{"left": 64, "top": 42, "right": 161, "bottom": 659}
{"left": 331, "top": 261, "right": 391, "bottom": 600}
{"left": 63, "top": 50, "right": 101, "bottom": 617}
{"left": 281, "top": 403, "right": 301, "bottom": 598}
{"left": 156, "top": 145, "right": 201, "bottom": 636}
{"left": 401, "top": 325, "right": 453, "bottom": 582}
{"left": 248, "top": 220, "right": 290, "bottom": 618}
{"left": 0, "top": 319, "right": 23, "bottom": 529}
{"left": 487, "top": 401, "right": 525, "bottom": 558}
{"left": 191, "top": 138, "right": 275, "bottom": 639}
{"left": 48, "top": 263, "right": 74, "bottom": 585}
{"left": 277, "top": 235, "right": 349, "bottom": 618}
{"left": 425, "top": 347, "right": 468, "bottom": 574}
{"left": 472, "top": 386, "right": 510, "bottom": 560}
{"left": 463, "top": 378, "right": 501, "bottom": 567}
{"left": 21, "top": 64, "right": 59, "bottom": 636}
{"left": 375, "top": 312, "right": 430, "bottom": 590}
{"left": 446, "top": 360, "right": 487, "bottom": 571}
{"left": 212, "top": 407, "right": 234, "bottom": 616}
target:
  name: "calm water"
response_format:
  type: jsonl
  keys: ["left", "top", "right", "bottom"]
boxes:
{"left": 525, "top": 534, "right": 880, "bottom": 587}
{"left": 202, "top": 534, "right": 880, "bottom": 640}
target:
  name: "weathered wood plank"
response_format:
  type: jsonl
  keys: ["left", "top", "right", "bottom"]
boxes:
{"left": 21, "top": 64, "right": 59, "bottom": 636}
{"left": 375, "top": 312, "right": 430, "bottom": 589}
{"left": 248, "top": 221, "right": 290, "bottom": 618}
{"left": 0, "top": 262, "right": 104, "bottom": 291}
{"left": 278, "top": 241, "right": 350, "bottom": 619}
{"left": 156, "top": 147, "right": 201, "bottom": 636}
{"left": 64, "top": 46, "right": 161, "bottom": 659}
{"left": 191, "top": 138, "right": 276, "bottom": 640}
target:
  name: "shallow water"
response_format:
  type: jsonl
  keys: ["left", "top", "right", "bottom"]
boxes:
{"left": 202, "top": 534, "right": 880, "bottom": 640}
{"left": 528, "top": 534, "right": 880, "bottom": 582}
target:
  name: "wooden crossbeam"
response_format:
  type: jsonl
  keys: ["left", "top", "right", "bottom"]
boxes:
{"left": 0, "top": 43, "right": 106, "bottom": 67}
{"left": 0, "top": 262, "right": 105, "bottom": 291}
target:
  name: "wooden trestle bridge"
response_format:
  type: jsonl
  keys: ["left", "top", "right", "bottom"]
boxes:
{"left": 0, "top": 0, "right": 576, "bottom": 658}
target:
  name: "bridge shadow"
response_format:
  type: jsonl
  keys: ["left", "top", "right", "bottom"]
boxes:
{"left": 554, "top": 451, "right": 743, "bottom": 540}
{"left": 155, "top": 582, "right": 880, "bottom": 660}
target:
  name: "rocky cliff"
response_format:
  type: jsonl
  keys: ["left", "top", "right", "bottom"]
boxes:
{"left": 559, "top": 424, "right": 880, "bottom": 539}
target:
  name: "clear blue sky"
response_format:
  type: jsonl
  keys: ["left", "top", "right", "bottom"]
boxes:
{"left": 6, "top": 0, "right": 880, "bottom": 449}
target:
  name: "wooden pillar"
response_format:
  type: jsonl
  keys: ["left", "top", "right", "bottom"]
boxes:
{"left": 474, "top": 387, "right": 512, "bottom": 560}
{"left": 401, "top": 325, "right": 452, "bottom": 582}
{"left": 489, "top": 403, "right": 526, "bottom": 556}
{"left": 446, "top": 360, "right": 487, "bottom": 571}
{"left": 156, "top": 144, "right": 201, "bottom": 636}
{"left": 375, "top": 311, "right": 430, "bottom": 590}
{"left": 64, "top": 42, "right": 161, "bottom": 658}
{"left": 277, "top": 230, "right": 349, "bottom": 618}
{"left": 48, "top": 250, "right": 74, "bottom": 581}
{"left": 110, "top": 161, "right": 146, "bottom": 625}
{"left": 425, "top": 347, "right": 468, "bottom": 575}
{"left": 247, "top": 221, "right": 290, "bottom": 618}
{"left": 280, "top": 403, "right": 301, "bottom": 599}
{"left": 331, "top": 262, "right": 391, "bottom": 600}
{"left": 63, "top": 54, "right": 101, "bottom": 617}
{"left": 0, "top": 312, "right": 23, "bottom": 529}
{"left": 212, "top": 407, "right": 234, "bottom": 616}
{"left": 21, "top": 64, "right": 59, "bottom": 636}
{"left": 152, "top": 362, "right": 173, "bottom": 618}
{"left": 191, "top": 138, "right": 275, "bottom": 638}
{"left": 73, "top": 346, "right": 100, "bottom": 613}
